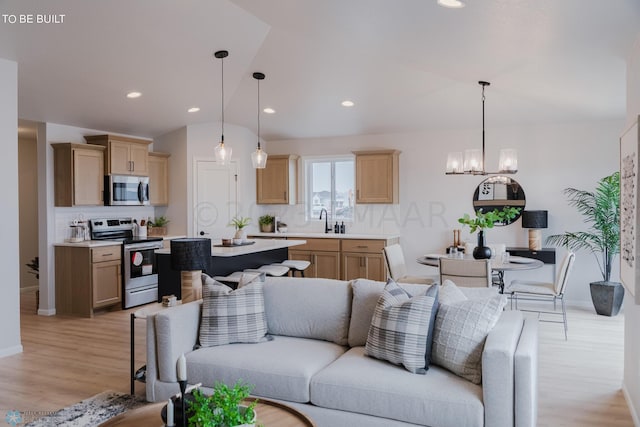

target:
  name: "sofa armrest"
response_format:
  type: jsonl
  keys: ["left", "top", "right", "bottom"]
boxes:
{"left": 149, "top": 301, "right": 202, "bottom": 384}
{"left": 515, "top": 317, "right": 538, "bottom": 427}
{"left": 482, "top": 310, "right": 524, "bottom": 427}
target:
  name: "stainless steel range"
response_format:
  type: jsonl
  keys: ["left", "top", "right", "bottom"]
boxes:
{"left": 90, "top": 218, "right": 164, "bottom": 309}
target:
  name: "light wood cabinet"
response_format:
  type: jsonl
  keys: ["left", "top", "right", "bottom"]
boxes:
{"left": 55, "top": 245, "right": 122, "bottom": 317}
{"left": 342, "top": 239, "right": 386, "bottom": 281}
{"left": 148, "top": 152, "right": 170, "bottom": 205}
{"left": 256, "top": 155, "right": 298, "bottom": 204}
{"left": 354, "top": 150, "right": 400, "bottom": 204}
{"left": 52, "top": 143, "right": 105, "bottom": 206}
{"left": 288, "top": 238, "right": 341, "bottom": 279}
{"left": 85, "top": 134, "right": 151, "bottom": 176}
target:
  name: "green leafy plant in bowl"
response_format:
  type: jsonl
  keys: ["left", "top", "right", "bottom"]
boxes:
{"left": 189, "top": 381, "right": 258, "bottom": 427}
{"left": 148, "top": 216, "right": 170, "bottom": 227}
{"left": 258, "top": 215, "right": 275, "bottom": 232}
{"left": 147, "top": 216, "right": 170, "bottom": 236}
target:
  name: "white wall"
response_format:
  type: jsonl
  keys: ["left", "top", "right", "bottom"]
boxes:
{"left": 0, "top": 58, "right": 22, "bottom": 357}
{"left": 267, "top": 119, "right": 622, "bottom": 304}
{"left": 623, "top": 32, "right": 640, "bottom": 427}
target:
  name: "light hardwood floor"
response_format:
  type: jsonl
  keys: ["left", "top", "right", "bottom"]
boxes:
{"left": 0, "top": 292, "right": 634, "bottom": 426}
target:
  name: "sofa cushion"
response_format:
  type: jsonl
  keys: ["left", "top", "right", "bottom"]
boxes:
{"left": 365, "top": 279, "right": 438, "bottom": 374}
{"left": 349, "top": 279, "right": 433, "bottom": 347}
{"left": 432, "top": 285, "right": 507, "bottom": 384}
{"left": 186, "top": 336, "right": 347, "bottom": 403}
{"left": 310, "top": 346, "right": 484, "bottom": 427}
{"left": 199, "top": 276, "right": 269, "bottom": 347}
{"left": 263, "top": 277, "right": 352, "bottom": 345}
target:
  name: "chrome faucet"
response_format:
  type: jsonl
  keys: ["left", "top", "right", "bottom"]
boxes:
{"left": 319, "top": 208, "right": 331, "bottom": 233}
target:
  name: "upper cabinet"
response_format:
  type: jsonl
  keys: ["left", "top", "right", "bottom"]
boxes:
{"left": 148, "top": 152, "right": 170, "bottom": 206}
{"left": 354, "top": 150, "right": 400, "bottom": 204}
{"left": 256, "top": 155, "right": 298, "bottom": 204}
{"left": 52, "top": 143, "right": 105, "bottom": 207}
{"left": 85, "top": 134, "right": 151, "bottom": 176}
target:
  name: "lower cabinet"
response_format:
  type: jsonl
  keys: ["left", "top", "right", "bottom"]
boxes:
{"left": 342, "top": 239, "right": 386, "bottom": 282}
{"left": 55, "top": 245, "right": 122, "bottom": 317}
{"left": 288, "top": 238, "right": 341, "bottom": 280}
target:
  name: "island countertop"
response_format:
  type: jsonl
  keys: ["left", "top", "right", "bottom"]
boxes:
{"left": 155, "top": 238, "right": 306, "bottom": 257}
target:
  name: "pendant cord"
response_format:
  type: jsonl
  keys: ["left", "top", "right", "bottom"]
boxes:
{"left": 481, "top": 83, "right": 485, "bottom": 174}
{"left": 221, "top": 55, "right": 225, "bottom": 142}
{"left": 257, "top": 78, "right": 261, "bottom": 150}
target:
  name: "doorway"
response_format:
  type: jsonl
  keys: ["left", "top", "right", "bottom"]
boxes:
{"left": 193, "top": 159, "right": 238, "bottom": 240}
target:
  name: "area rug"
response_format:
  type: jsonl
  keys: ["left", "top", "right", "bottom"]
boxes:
{"left": 21, "top": 391, "right": 147, "bottom": 427}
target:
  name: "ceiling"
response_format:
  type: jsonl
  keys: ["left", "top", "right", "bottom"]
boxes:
{"left": 2, "top": 0, "right": 640, "bottom": 142}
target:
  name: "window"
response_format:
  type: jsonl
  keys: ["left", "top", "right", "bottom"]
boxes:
{"left": 305, "top": 157, "right": 355, "bottom": 222}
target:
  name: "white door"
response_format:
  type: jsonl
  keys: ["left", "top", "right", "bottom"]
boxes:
{"left": 193, "top": 159, "right": 238, "bottom": 240}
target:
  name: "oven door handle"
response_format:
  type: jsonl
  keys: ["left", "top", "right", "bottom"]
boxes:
{"left": 125, "top": 243, "right": 163, "bottom": 251}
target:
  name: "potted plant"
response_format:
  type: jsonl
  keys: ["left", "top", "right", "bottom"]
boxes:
{"left": 258, "top": 215, "right": 275, "bottom": 233}
{"left": 546, "top": 172, "right": 622, "bottom": 316}
{"left": 458, "top": 207, "right": 521, "bottom": 259}
{"left": 147, "top": 216, "right": 170, "bottom": 236}
{"left": 188, "top": 381, "right": 258, "bottom": 427}
{"left": 229, "top": 216, "right": 251, "bottom": 242}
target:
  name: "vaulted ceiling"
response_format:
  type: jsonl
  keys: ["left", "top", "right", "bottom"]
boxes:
{"left": 2, "top": 0, "right": 639, "bottom": 141}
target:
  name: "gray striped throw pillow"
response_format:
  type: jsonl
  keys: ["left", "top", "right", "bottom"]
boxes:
{"left": 199, "top": 278, "right": 269, "bottom": 347}
{"left": 365, "top": 279, "right": 439, "bottom": 374}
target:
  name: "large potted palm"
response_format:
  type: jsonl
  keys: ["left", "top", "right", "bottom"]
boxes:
{"left": 546, "top": 172, "right": 623, "bottom": 316}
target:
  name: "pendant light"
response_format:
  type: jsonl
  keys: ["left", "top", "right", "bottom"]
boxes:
{"left": 446, "top": 81, "right": 517, "bottom": 175}
{"left": 214, "top": 50, "right": 232, "bottom": 165}
{"left": 251, "top": 72, "right": 268, "bottom": 169}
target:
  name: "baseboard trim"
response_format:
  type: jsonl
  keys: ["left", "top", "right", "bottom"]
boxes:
{"left": 623, "top": 383, "right": 640, "bottom": 427}
{"left": 37, "top": 308, "right": 56, "bottom": 316}
{"left": 0, "top": 344, "right": 23, "bottom": 358}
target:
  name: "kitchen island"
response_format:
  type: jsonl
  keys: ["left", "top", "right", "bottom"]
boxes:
{"left": 155, "top": 238, "right": 306, "bottom": 300}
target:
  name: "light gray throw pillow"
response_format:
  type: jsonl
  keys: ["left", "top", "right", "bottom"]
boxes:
{"left": 365, "top": 279, "right": 439, "bottom": 374}
{"left": 432, "top": 280, "right": 506, "bottom": 384}
{"left": 199, "top": 275, "right": 269, "bottom": 347}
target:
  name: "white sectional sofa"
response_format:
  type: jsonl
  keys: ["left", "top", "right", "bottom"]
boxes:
{"left": 145, "top": 276, "right": 538, "bottom": 427}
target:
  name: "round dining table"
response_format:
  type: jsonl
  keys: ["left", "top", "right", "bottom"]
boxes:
{"left": 416, "top": 255, "right": 544, "bottom": 292}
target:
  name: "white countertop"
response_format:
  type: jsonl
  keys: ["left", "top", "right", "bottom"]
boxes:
{"left": 249, "top": 232, "right": 400, "bottom": 240}
{"left": 156, "top": 238, "right": 306, "bottom": 257}
{"left": 53, "top": 240, "right": 123, "bottom": 248}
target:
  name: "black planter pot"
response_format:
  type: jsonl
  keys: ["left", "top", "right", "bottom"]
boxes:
{"left": 473, "top": 230, "right": 492, "bottom": 260}
{"left": 590, "top": 281, "right": 624, "bottom": 316}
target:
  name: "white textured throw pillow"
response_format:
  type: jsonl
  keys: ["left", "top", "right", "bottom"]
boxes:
{"left": 199, "top": 277, "right": 269, "bottom": 347}
{"left": 432, "top": 292, "right": 507, "bottom": 384}
{"left": 365, "top": 279, "right": 439, "bottom": 374}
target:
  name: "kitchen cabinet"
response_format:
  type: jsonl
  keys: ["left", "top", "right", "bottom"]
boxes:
{"left": 55, "top": 244, "right": 122, "bottom": 317}
{"left": 354, "top": 150, "right": 400, "bottom": 204}
{"left": 342, "top": 239, "right": 386, "bottom": 281}
{"left": 148, "top": 152, "right": 170, "bottom": 205}
{"left": 85, "top": 134, "right": 151, "bottom": 176}
{"left": 256, "top": 154, "right": 298, "bottom": 204}
{"left": 288, "top": 238, "right": 340, "bottom": 279}
{"left": 52, "top": 143, "right": 105, "bottom": 207}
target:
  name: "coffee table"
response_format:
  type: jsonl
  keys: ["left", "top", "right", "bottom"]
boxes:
{"left": 99, "top": 397, "right": 315, "bottom": 427}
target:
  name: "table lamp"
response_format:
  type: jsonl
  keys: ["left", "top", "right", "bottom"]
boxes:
{"left": 171, "top": 238, "right": 211, "bottom": 303}
{"left": 521, "top": 210, "right": 548, "bottom": 251}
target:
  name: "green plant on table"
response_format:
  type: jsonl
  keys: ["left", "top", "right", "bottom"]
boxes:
{"left": 458, "top": 206, "right": 522, "bottom": 233}
{"left": 258, "top": 215, "right": 274, "bottom": 226}
{"left": 546, "top": 172, "right": 619, "bottom": 282}
{"left": 229, "top": 216, "right": 251, "bottom": 229}
{"left": 188, "top": 381, "right": 258, "bottom": 427}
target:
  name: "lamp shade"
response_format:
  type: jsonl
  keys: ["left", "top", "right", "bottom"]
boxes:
{"left": 521, "top": 210, "right": 548, "bottom": 229}
{"left": 171, "top": 238, "right": 211, "bottom": 271}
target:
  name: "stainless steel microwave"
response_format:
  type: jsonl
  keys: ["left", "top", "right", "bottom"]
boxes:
{"left": 105, "top": 175, "right": 150, "bottom": 206}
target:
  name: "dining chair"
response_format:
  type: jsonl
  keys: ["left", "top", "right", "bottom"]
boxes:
{"left": 383, "top": 244, "right": 435, "bottom": 284}
{"left": 505, "top": 252, "right": 575, "bottom": 340}
{"left": 438, "top": 257, "right": 492, "bottom": 287}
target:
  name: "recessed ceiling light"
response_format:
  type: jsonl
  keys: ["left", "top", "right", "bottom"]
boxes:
{"left": 187, "top": 107, "right": 200, "bottom": 113}
{"left": 263, "top": 107, "right": 276, "bottom": 114}
{"left": 437, "top": 0, "right": 465, "bottom": 8}
{"left": 341, "top": 100, "right": 355, "bottom": 107}
{"left": 126, "top": 91, "right": 142, "bottom": 99}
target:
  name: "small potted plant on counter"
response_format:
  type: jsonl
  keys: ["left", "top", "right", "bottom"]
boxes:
{"left": 148, "top": 216, "right": 170, "bottom": 236}
{"left": 258, "top": 215, "right": 275, "bottom": 233}
{"left": 229, "top": 216, "right": 251, "bottom": 242}
{"left": 458, "top": 207, "right": 521, "bottom": 259}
